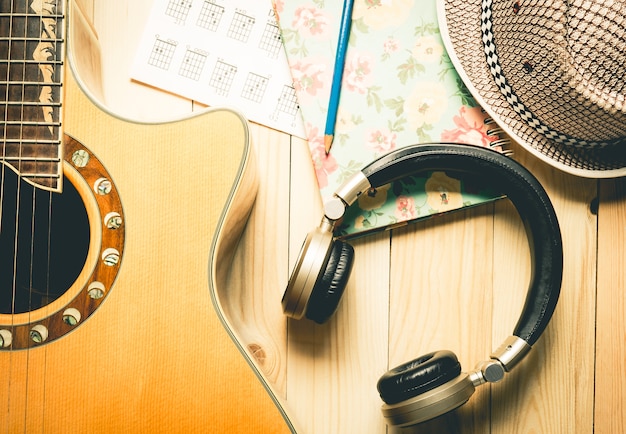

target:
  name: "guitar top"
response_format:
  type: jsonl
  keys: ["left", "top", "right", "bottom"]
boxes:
{"left": 0, "top": 0, "right": 291, "bottom": 432}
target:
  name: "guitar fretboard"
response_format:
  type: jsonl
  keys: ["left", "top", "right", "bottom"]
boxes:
{"left": 0, "top": 0, "right": 65, "bottom": 191}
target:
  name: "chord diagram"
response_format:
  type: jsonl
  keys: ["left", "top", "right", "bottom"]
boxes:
{"left": 197, "top": 1, "right": 225, "bottom": 32}
{"left": 258, "top": 23, "right": 283, "bottom": 58}
{"left": 241, "top": 73, "right": 269, "bottom": 103}
{"left": 227, "top": 12, "right": 255, "bottom": 43}
{"left": 209, "top": 60, "right": 237, "bottom": 95}
{"left": 148, "top": 38, "right": 177, "bottom": 70}
{"left": 165, "top": 0, "right": 193, "bottom": 23}
{"left": 274, "top": 85, "right": 299, "bottom": 117}
{"left": 179, "top": 49, "right": 207, "bottom": 81}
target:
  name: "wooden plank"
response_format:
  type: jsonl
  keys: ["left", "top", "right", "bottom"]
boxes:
{"left": 491, "top": 145, "right": 597, "bottom": 433}
{"left": 284, "top": 138, "right": 391, "bottom": 433}
{"left": 284, "top": 135, "right": 323, "bottom": 432}
{"left": 285, "top": 233, "right": 391, "bottom": 433}
{"left": 389, "top": 204, "right": 495, "bottom": 433}
{"left": 596, "top": 178, "right": 626, "bottom": 433}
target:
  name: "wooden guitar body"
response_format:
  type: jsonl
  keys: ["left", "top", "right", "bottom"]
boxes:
{"left": 0, "top": 1, "right": 290, "bottom": 432}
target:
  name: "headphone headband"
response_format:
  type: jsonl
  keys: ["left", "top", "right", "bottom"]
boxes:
{"left": 329, "top": 143, "right": 562, "bottom": 347}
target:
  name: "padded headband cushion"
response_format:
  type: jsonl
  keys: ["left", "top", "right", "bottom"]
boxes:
{"left": 361, "top": 143, "right": 562, "bottom": 346}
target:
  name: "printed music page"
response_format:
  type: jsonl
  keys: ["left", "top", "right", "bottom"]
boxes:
{"left": 131, "top": 0, "right": 305, "bottom": 137}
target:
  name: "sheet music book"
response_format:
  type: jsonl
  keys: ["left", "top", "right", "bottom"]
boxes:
{"left": 274, "top": 0, "right": 507, "bottom": 238}
{"left": 131, "top": 0, "right": 306, "bottom": 138}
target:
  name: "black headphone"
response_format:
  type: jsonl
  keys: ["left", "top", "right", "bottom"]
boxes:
{"left": 282, "top": 143, "right": 563, "bottom": 427}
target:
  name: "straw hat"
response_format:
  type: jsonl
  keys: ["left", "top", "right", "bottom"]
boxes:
{"left": 438, "top": 0, "right": 626, "bottom": 177}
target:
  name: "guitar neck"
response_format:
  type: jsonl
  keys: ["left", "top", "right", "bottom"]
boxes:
{"left": 0, "top": 0, "right": 66, "bottom": 192}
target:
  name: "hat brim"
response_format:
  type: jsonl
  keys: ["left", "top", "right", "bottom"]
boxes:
{"left": 437, "top": 0, "right": 626, "bottom": 178}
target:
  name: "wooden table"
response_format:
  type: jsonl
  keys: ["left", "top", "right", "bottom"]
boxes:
{"left": 85, "top": 1, "right": 625, "bottom": 432}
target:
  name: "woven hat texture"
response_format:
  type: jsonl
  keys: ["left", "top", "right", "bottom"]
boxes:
{"left": 438, "top": 0, "right": 626, "bottom": 177}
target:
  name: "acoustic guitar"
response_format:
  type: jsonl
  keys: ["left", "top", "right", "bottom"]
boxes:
{"left": 0, "top": 0, "right": 291, "bottom": 432}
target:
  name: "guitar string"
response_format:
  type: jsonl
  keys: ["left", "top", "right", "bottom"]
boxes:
{"left": 0, "top": 0, "right": 16, "bottom": 426}
{"left": 38, "top": 3, "right": 61, "bottom": 421}
{"left": 21, "top": 2, "right": 33, "bottom": 424}
{"left": 6, "top": 0, "right": 29, "bottom": 424}
{"left": 0, "top": 4, "right": 10, "bottom": 243}
{"left": 41, "top": 5, "right": 61, "bottom": 353}
{"left": 0, "top": 6, "right": 13, "bottom": 257}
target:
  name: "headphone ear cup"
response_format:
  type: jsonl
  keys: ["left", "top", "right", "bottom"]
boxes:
{"left": 305, "top": 240, "right": 354, "bottom": 324}
{"left": 377, "top": 350, "right": 462, "bottom": 405}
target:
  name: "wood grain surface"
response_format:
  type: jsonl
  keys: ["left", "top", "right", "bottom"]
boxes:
{"left": 86, "top": 0, "right": 625, "bottom": 432}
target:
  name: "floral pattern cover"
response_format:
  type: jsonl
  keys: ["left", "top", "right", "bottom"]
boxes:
{"left": 273, "top": 0, "right": 504, "bottom": 239}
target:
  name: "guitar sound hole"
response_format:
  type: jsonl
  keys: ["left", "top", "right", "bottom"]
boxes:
{"left": 0, "top": 169, "right": 90, "bottom": 314}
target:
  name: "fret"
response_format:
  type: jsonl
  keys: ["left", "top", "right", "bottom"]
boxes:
{"left": 0, "top": 59, "right": 64, "bottom": 65}
{"left": 1, "top": 156, "right": 62, "bottom": 163}
{"left": 3, "top": 139, "right": 60, "bottom": 149}
{"left": 3, "top": 120, "right": 61, "bottom": 127}
{"left": 0, "top": 37, "right": 65, "bottom": 43}
{"left": 0, "top": 81, "right": 63, "bottom": 88}
{"left": 0, "top": 13, "right": 65, "bottom": 19}
{"left": 2, "top": 101, "right": 62, "bottom": 107}
{"left": 2, "top": 139, "right": 62, "bottom": 145}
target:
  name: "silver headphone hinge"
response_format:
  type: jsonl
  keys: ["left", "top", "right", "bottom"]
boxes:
{"left": 469, "top": 336, "right": 532, "bottom": 387}
{"left": 491, "top": 335, "right": 532, "bottom": 371}
{"left": 323, "top": 196, "right": 348, "bottom": 222}
{"left": 322, "top": 171, "right": 372, "bottom": 223}
{"left": 469, "top": 360, "right": 505, "bottom": 387}
{"left": 334, "top": 171, "right": 371, "bottom": 206}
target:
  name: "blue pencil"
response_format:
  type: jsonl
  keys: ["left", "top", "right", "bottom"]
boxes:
{"left": 324, "top": 0, "right": 355, "bottom": 155}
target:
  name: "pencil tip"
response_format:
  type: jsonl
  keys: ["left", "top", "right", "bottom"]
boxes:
{"left": 324, "top": 135, "right": 334, "bottom": 155}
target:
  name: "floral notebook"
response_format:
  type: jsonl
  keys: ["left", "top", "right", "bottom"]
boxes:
{"left": 273, "top": 0, "right": 505, "bottom": 239}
